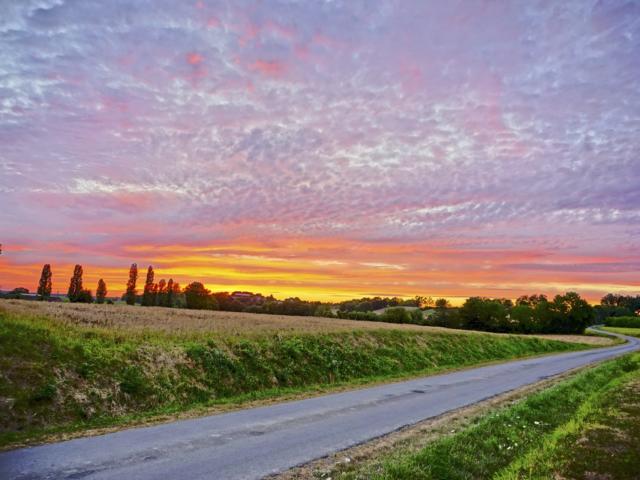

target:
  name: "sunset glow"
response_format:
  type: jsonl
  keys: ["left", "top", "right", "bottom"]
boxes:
{"left": 1, "top": 1, "right": 639, "bottom": 303}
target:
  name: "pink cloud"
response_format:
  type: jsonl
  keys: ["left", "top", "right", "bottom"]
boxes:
{"left": 312, "top": 33, "right": 341, "bottom": 49}
{"left": 264, "top": 20, "right": 296, "bottom": 40}
{"left": 294, "top": 44, "right": 310, "bottom": 60}
{"left": 399, "top": 61, "right": 425, "bottom": 94}
{"left": 239, "top": 23, "right": 260, "bottom": 47}
{"left": 248, "top": 59, "right": 286, "bottom": 77}
{"left": 186, "top": 52, "right": 204, "bottom": 65}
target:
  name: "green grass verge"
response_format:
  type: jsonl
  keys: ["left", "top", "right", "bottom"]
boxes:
{"left": 338, "top": 352, "right": 640, "bottom": 480}
{"left": 0, "top": 309, "right": 589, "bottom": 448}
{"left": 604, "top": 316, "right": 640, "bottom": 328}
{"left": 602, "top": 326, "right": 640, "bottom": 338}
{"left": 498, "top": 360, "right": 640, "bottom": 479}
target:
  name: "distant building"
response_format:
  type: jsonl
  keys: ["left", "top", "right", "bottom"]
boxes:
{"left": 230, "top": 291, "right": 266, "bottom": 305}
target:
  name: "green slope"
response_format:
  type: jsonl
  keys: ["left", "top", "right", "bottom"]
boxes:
{"left": 0, "top": 308, "right": 588, "bottom": 448}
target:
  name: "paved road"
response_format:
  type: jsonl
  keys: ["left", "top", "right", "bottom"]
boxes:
{"left": 2, "top": 330, "right": 638, "bottom": 480}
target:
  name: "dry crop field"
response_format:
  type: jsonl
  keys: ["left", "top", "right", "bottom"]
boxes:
{"left": 0, "top": 299, "right": 612, "bottom": 345}
{"left": 0, "top": 300, "right": 441, "bottom": 338}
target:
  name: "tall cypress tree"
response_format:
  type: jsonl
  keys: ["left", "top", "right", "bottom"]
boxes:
{"left": 151, "top": 282, "right": 159, "bottom": 306}
{"left": 96, "top": 279, "right": 108, "bottom": 304}
{"left": 141, "top": 265, "right": 155, "bottom": 306}
{"left": 166, "top": 278, "right": 174, "bottom": 308}
{"left": 157, "top": 279, "right": 167, "bottom": 306}
{"left": 125, "top": 263, "right": 138, "bottom": 305}
{"left": 37, "top": 264, "right": 52, "bottom": 300}
{"left": 67, "top": 264, "right": 83, "bottom": 301}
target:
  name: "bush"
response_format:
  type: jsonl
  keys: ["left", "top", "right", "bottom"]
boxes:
{"left": 30, "top": 382, "right": 57, "bottom": 403}
{"left": 119, "top": 366, "right": 148, "bottom": 396}
{"left": 604, "top": 316, "right": 640, "bottom": 328}
{"left": 381, "top": 307, "right": 411, "bottom": 324}
{"left": 409, "top": 308, "right": 425, "bottom": 325}
{"left": 314, "top": 304, "right": 335, "bottom": 317}
{"left": 336, "top": 310, "right": 379, "bottom": 321}
{"left": 75, "top": 289, "right": 94, "bottom": 303}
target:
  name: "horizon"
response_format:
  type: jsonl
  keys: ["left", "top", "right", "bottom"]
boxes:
{"left": 1, "top": 1, "right": 639, "bottom": 303}
{"left": 0, "top": 260, "right": 628, "bottom": 307}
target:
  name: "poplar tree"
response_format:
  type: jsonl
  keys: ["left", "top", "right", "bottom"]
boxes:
{"left": 172, "top": 281, "right": 181, "bottom": 307}
{"left": 151, "top": 282, "right": 158, "bottom": 306}
{"left": 67, "top": 264, "right": 83, "bottom": 301}
{"left": 157, "top": 279, "right": 167, "bottom": 306}
{"left": 96, "top": 279, "right": 108, "bottom": 304}
{"left": 37, "top": 264, "right": 52, "bottom": 300}
{"left": 141, "top": 265, "right": 155, "bottom": 306}
{"left": 125, "top": 263, "right": 138, "bottom": 305}
{"left": 166, "top": 278, "right": 174, "bottom": 307}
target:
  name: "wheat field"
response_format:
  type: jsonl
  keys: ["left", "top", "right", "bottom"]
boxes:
{"left": 0, "top": 299, "right": 439, "bottom": 337}
{"left": 0, "top": 299, "right": 612, "bottom": 344}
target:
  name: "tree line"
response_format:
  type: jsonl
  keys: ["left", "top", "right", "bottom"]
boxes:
{"left": 593, "top": 294, "right": 640, "bottom": 322}
{"left": 426, "top": 293, "right": 594, "bottom": 334}
{"left": 337, "top": 296, "right": 449, "bottom": 313}
{"left": 3, "top": 262, "right": 636, "bottom": 336}
{"left": 31, "top": 263, "right": 111, "bottom": 304}
{"left": 20, "top": 263, "right": 333, "bottom": 313}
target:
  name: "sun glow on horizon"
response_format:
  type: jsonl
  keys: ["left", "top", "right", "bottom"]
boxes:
{"left": 1, "top": 236, "right": 637, "bottom": 305}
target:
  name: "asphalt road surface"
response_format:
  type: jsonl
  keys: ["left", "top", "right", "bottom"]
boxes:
{"left": 2, "top": 329, "right": 638, "bottom": 480}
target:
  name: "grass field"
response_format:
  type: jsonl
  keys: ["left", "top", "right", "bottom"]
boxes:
{"left": 0, "top": 300, "right": 595, "bottom": 449}
{"left": 603, "top": 326, "right": 640, "bottom": 338}
{"left": 333, "top": 353, "right": 640, "bottom": 480}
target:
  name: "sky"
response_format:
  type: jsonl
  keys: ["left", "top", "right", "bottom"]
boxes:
{"left": 0, "top": 0, "right": 639, "bottom": 303}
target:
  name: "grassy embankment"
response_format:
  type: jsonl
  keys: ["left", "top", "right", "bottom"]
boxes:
{"left": 603, "top": 326, "right": 640, "bottom": 338}
{"left": 0, "top": 300, "right": 593, "bottom": 449}
{"left": 335, "top": 353, "right": 640, "bottom": 480}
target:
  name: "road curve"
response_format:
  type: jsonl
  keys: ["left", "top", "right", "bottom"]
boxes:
{"left": 2, "top": 330, "right": 638, "bottom": 480}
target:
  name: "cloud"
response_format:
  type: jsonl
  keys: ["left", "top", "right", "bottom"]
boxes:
{"left": 0, "top": 0, "right": 639, "bottom": 300}
{"left": 247, "top": 59, "right": 286, "bottom": 77}
{"left": 186, "top": 52, "right": 204, "bottom": 65}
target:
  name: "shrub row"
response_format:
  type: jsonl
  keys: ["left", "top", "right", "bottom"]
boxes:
{"left": 604, "top": 316, "right": 640, "bottom": 328}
